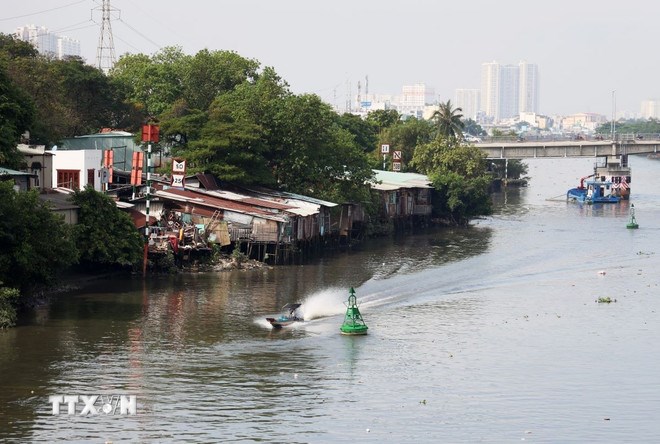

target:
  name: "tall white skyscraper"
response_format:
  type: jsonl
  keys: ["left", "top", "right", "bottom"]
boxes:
{"left": 499, "top": 64, "right": 519, "bottom": 120}
{"left": 480, "top": 60, "right": 540, "bottom": 122}
{"left": 481, "top": 62, "right": 500, "bottom": 122}
{"left": 519, "top": 61, "right": 540, "bottom": 114}
{"left": 454, "top": 89, "right": 480, "bottom": 121}
{"left": 640, "top": 100, "right": 660, "bottom": 119}
{"left": 14, "top": 24, "right": 81, "bottom": 60}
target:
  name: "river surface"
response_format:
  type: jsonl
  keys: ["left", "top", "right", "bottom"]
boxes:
{"left": 1, "top": 156, "right": 660, "bottom": 443}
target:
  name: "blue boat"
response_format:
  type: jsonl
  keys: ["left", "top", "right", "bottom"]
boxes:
{"left": 567, "top": 175, "right": 621, "bottom": 204}
{"left": 266, "top": 303, "right": 303, "bottom": 329}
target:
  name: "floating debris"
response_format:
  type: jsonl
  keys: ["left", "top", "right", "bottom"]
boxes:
{"left": 596, "top": 297, "right": 617, "bottom": 304}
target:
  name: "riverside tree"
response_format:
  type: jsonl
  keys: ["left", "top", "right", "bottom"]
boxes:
{"left": 411, "top": 137, "right": 492, "bottom": 225}
{"left": 70, "top": 187, "right": 144, "bottom": 269}
{"left": 0, "top": 181, "right": 78, "bottom": 326}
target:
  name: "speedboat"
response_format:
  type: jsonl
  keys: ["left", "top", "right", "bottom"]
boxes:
{"left": 266, "top": 303, "right": 303, "bottom": 329}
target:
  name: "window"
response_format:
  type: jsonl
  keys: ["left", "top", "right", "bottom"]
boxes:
{"left": 57, "top": 170, "right": 80, "bottom": 189}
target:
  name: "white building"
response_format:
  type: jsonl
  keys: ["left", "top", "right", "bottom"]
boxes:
{"left": 480, "top": 60, "right": 540, "bottom": 123}
{"left": 396, "top": 83, "right": 436, "bottom": 117}
{"left": 480, "top": 62, "right": 500, "bottom": 122}
{"left": 14, "top": 24, "right": 81, "bottom": 59}
{"left": 51, "top": 149, "right": 103, "bottom": 191}
{"left": 641, "top": 100, "right": 660, "bottom": 119}
{"left": 519, "top": 61, "right": 540, "bottom": 114}
{"left": 454, "top": 89, "right": 480, "bottom": 121}
{"left": 499, "top": 64, "right": 519, "bottom": 120}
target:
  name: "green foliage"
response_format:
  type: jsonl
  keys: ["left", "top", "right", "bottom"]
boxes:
{"left": 430, "top": 100, "right": 465, "bottom": 140}
{"left": 365, "top": 109, "right": 401, "bottom": 133}
{"left": 231, "top": 247, "right": 248, "bottom": 265}
{"left": 595, "top": 118, "right": 660, "bottom": 135}
{"left": 490, "top": 159, "right": 529, "bottom": 179}
{"left": 110, "top": 46, "right": 261, "bottom": 123}
{"left": 411, "top": 137, "right": 492, "bottom": 224}
{"left": 463, "top": 118, "right": 487, "bottom": 137}
{"left": 378, "top": 117, "right": 434, "bottom": 172}
{"left": 337, "top": 113, "right": 378, "bottom": 152}
{"left": 0, "top": 182, "right": 77, "bottom": 293}
{"left": 0, "top": 63, "right": 34, "bottom": 168}
{"left": 70, "top": 187, "right": 144, "bottom": 268}
{"left": 110, "top": 48, "right": 186, "bottom": 118}
{"left": 1, "top": 34, "right": 133, "bottom": 144}
{"left": 0, "top": 287, "right": 20, "bottom": 328}
{"left": 267, "top": 94, "right": 374, "bottom": 202}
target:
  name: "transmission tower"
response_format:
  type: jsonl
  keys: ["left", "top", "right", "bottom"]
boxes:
{"left": 94, "top": 0, "right": 119, "bottom": 74}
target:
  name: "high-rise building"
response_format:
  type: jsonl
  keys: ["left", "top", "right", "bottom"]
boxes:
{"left": 397, "top": 83, "right": 436, "bottom": 118}
{"left": 641, "top": 100, "right": 660, "bottom": 119}
{"left": 480, "top": 60, "right": 540, "bottom": 122}
{"left": 519, "top": 61, "right": 540, "bottom": 114}
{"left": 14, "top": 24, "right": 81, "bottom": 60}
{"left": 499, "top": 64, "right": 520, "bottom": 120}
{"left": 454, "top": 89, "right": 480, "bottom": 121}
{"left": 480, "top": 61, "right": 500, "bottom": 122}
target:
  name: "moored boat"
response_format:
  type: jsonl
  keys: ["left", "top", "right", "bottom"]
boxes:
{"left": 567, "top": 174, "right": 620, "bottom": 204}
{"left": 595, "top": 155, "right": 631, "bottom": 200}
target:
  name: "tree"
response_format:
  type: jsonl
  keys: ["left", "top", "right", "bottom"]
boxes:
{"left": 463, "top": 118, "right": 487, "bottom": 137}
{"left": 0, "top": 182, "right": 77, "bottom": 293}
{"left": 180, "top": 49, "right": 260, "bottom": 111}
{"left": 365, "top": 109, "right": 401, "bottom": 133}
{"left": 411, "top": 137, "right": 492, "bottom": 224}
{"left": 0, "top": 64, "right": 34, "bottom": 168}
{"left": 378, "top": 117, "right": 434, "bottom": 172}
{"left": 177, "top": 66, "right": 289, "bottom": 185}
{"left": 431, "top": 100, "right": 464, "bottom": 140}
{"left": 110, "top": 47, "right": 186, "bottom": 118}
{"left": 70, "top": 187, "right": 144, "bottom": 268}
{"left": 337, "top": 113, "right": 378, "bottom": 152}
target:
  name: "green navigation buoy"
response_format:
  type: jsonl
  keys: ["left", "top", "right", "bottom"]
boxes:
{"left": 340, "top": 287, "right": 368, "bottom": 335}
{"left": 627, "top": 204, "right": 639, "bottom": 229}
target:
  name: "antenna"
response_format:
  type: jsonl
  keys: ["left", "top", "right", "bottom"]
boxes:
{"left": 94, "top": 0, "right": 119, "bottom": 74}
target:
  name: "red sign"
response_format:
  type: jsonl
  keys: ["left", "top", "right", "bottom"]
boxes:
{"left": 103, "top": 150, "right": 113, "bottom": 184}
{"left": 141, "top": 124, "right": 159, "bottom": 143}
{"left": 130, "top": 151, "right": 144, "bottom": 185}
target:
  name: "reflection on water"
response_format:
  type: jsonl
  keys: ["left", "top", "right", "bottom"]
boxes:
{"left": 1, "top": 156, "right": 660, "bottom": 442}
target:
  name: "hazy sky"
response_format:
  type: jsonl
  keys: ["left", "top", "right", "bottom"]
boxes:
{"left": 2, "top": 0, "right": 657, "bottom": 116}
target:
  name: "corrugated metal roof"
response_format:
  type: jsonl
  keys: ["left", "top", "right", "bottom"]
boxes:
{"left": 155, "top": 187, "right": 288, "bottom": 222}
{"left": 241, "top": 185, "right": 338, "bottom": 208}
{"left": 0, "top": 167, "right": 36, "bottom": 177}
{"left": 371, "top": 170, "right": 432, "bottom": 190}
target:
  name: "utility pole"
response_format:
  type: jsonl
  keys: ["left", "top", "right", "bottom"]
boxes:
{"left": 611, "top": 90, "right": 616, "bottom": 141}
{"left": 94, "top": 0, "right": 118, "bottom": 74}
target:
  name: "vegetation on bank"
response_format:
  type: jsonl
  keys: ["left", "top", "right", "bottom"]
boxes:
{"left": 1, "top": 35, "right": 513, "bottom": 326}
{"left": 0, "top": 182, "right": 144, "bottom": 327}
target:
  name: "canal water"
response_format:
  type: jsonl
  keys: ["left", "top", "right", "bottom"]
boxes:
{"left": 1, "top": 156, "right": 659, "bottom": 443}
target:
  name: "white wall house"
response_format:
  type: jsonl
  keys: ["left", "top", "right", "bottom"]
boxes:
{"left": 51, "top": 149, "right": 103, "bottom": 191}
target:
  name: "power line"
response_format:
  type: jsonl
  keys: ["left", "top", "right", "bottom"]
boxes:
{"left": 0, "top": 0, "right": 88, "bottom": 22}
{"left": 117, "top": 18, "right": 161, "bottom": 50}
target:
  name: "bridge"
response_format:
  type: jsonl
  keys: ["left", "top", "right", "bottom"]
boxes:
{"left": 477, "top": 134, "right": 660, "bottom": 159}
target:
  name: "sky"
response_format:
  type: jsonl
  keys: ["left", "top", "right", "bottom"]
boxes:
{"left": 1, "top": 0, "right": 658, "bottom": 117}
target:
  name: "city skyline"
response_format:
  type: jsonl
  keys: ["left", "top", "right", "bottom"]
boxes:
{"left": 2, "top": 0, "right": 658, "bottom": 117}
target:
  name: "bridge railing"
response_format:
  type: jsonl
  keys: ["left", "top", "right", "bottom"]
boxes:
{"left": 479, "top": 133, "right": 660, "bottom": 144}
